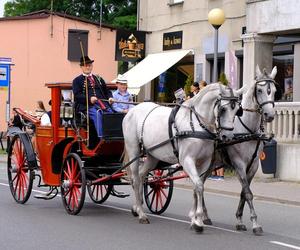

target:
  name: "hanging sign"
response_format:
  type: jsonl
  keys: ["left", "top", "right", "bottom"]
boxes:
{"left": 163, "top": 31, "right": 183, "bottom": 51}
{"left": 115, "top": 30, "right": 146, "bottom": 62}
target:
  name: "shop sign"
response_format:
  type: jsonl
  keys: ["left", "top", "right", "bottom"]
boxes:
{"left": 0, "top": 57, "right": 13, "bottom": 89}
{"left": 115, "top": 30, "right": 146, "bottom": 62}
{"left": 163, "top": 31, "right": 183, "bottom": 51}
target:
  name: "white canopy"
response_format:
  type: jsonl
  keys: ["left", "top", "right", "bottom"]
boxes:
{"left": 113, "top": 49, "right": 193, "bottom": 95}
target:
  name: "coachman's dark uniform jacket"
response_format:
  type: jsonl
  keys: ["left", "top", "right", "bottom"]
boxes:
{"left": 72, "top": 74, "right": 112, "bottom": 112}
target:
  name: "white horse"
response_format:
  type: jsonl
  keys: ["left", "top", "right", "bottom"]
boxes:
{"left": 123, "top": 83, "right": 246, "bottom": 232}
{"left": 201, "top": 65, "right": 278, "bottom": 235}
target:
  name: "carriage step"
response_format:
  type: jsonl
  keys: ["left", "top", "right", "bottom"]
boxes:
{"left": 34, "top": 187, "right": 58, "bottom": 200}
{"left": 110, "top": 188, "right": 130, "bottom": 198}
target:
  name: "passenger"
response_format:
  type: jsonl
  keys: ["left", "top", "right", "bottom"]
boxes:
{"left": 112, "top": 74, "right": 134, "bottom": 114}
{"left": 188, "top": 82, "right": 200, "bottom": 98}
{"left": 72, "top": 56, "right": 114, "bottom": 137}
{"left": 35, "top": 100, "right": 51, "bottom": 126}
{"left": 199, "top": 80, "right": 207, "bottom": 90}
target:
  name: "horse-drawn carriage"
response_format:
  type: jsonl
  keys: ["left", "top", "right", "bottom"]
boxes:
{"left": 7, "top": 81, "right": 176, "bottom": 215}
{"left": 7, "top": 65, "right": 279, "bottom": 234}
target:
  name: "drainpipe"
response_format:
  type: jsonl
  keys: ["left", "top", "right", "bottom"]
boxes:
{"left": 50, "top": 0, "right": 54, "bottom": 37}
{"left": 98, "top": 0, "right": 103, "bottom": 40}
{"left": 137, "top": 0, "right": 140, "bottom": 30}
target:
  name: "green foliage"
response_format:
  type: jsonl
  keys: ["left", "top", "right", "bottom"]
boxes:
{"left": 184, "top": 75, "right": 193, "bottom": 96}
{"left": 4, "top": 0, "right": 137, "bottom": 30}
{"left": 219, "top": 72, "right": 229, "bottom": 86}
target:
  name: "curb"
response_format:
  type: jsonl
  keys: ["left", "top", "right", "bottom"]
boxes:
{"left": 175, "top": 183, "right": 300, "bottom": 207}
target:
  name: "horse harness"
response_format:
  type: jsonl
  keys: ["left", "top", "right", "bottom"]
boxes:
{"left": 236, "top": 78, "right": 276, "bottom": 173}
{"left": 139, "top": 89, "right": 241, "bottom": 159}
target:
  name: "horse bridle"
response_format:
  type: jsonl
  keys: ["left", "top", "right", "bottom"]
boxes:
{"left": 214, "top": 88, "right": 242, "bottom": 131}
{"left": 254, "top": 78, "right": 276, "bottom": 112}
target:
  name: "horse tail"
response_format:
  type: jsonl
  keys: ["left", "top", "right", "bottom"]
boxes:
{"left": 122, "top": 148, "right": 132, "bottom": 182}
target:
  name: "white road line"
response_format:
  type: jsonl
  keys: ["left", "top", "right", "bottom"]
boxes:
{"left": 0, "top": 181, "right": 239, "bottom": 234}
{"left": 270, "top": 241, "right": 300, "bottom": 250}
{"left": 96, "top": 203, "right": 240, "bottom": 234}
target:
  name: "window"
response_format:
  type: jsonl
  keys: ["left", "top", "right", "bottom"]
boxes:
{"left": 68, "top": 29, "right": 89, "bottom": 62}
{"left": 273, "top": 54, "right": 294, "bottom": 102}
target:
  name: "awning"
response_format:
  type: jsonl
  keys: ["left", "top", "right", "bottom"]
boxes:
{"left": 113, "top": 49, "right": 193, "bottom": 95}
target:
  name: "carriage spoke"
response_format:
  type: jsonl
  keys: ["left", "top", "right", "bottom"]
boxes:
{"left": 145, "top": 188, "right": 154, "bottom": 198}
{"left": 63, "top": 170, "right": 70, "bottom": 179}
{"left": 155, "top": 190, "right": 159, "bottom": 212}
{"left": 160, "top": 188, "right": 167, "bottom": 199}
{"left": 149, "top": 189, "right": 156, "bottom": 209}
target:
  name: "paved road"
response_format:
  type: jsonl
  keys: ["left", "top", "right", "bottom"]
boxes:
{"left": 0, "top": 162, "right": 300, "bottom": 250}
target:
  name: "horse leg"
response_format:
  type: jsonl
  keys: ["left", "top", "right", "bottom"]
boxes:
{"left": 235, "top": 159, "right": 263, "bottom": 235}
{"left": 129, "top": 154, "right": 142, "bottom": 219}
{"left": 188, "top": 190, "right": 197, "bottom": 222}
{"left": 183, "top": 157, "right": 209, "bottom": 233}
{"left": 233, "top": 158, "right": 249, "bottom": 232}
{"left": 200, "top": 170, "right": 213, "bottom": 225}
{"left": 136, "top": 155, "right": 159, "bottom": 224}
{"left": 245, "top": 159, "right": 263, "bottom": 235}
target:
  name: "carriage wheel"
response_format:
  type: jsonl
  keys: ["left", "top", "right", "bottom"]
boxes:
{"left": 87, "top": 183, "right": 113, "bottom": 204}
{"left": 61, "top": 153, "right": 86, "bottom": 215}
{"left": 144, "top": 169, "right": 174, "bottom": 215}
{"left": 7, "top": 135, "right": 34, "bottom": 204}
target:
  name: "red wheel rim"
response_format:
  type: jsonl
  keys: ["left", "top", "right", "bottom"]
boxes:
{"left": 62, "top": 157, "right": 84, "bottom": 212}
{"left": 144, "top": 169, "right": 173, "bottom": 214}
{"left": 9, "top": 138, "right": 31, "bottom": 201}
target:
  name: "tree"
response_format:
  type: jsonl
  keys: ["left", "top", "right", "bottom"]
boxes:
{"left": 184, "top": 75, "right": 193, "bottom": 96}
{"left": 4, "top": 0, "right": 137, "bottom": 30}
{"left": 219, "top": 72, "right": 229, "bottom": 86}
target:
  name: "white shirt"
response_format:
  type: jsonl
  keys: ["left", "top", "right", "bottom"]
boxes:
{"left": 41, "top": 113, "right": 51, "bottom": 126}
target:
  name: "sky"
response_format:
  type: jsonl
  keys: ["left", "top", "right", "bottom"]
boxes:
{"left": 0, "top": 0, "right": 9, "bottom": 17}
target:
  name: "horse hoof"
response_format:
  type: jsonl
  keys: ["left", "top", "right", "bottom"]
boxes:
{"left": 192, "top": 224, "right": 204, "bottom": 233}
{"left": 139, "top": 218, "right": 150, "bottom": 224}
{"left": 236, "top": 224, "right": 247, "bottom": 231}
{"left": 203, "top": 219, "right": 213, "bottom": 225}
{"left": 131, "top": 208, "right": 138, "bottom": 217}
{"left": 253, "top": 227, "right": 263, "bottom": 236}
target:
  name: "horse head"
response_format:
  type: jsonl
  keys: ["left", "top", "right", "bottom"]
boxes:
{"left": 252, "top": 65, "right": 277, "bottom": 122}
{"left": 214, "top": 85, "right": 247, "bottom": 141}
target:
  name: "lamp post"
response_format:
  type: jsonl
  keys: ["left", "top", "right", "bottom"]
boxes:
{"left": 208, "top": 8, "right": 225, "bottom": 83}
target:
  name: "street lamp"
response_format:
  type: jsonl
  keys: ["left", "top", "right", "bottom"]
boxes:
{"left": 208, "top": 8, "right": 225, "bottom": 83}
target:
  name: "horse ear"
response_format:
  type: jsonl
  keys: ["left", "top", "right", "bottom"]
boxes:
{"left": 256, "top": 65, "right": 263, "bottom": 79}
{"left": 270, "top": 66, "right": 277, "bottom": 79}
{"left": 235, "top": 84, "right": 248, "bottom": 96}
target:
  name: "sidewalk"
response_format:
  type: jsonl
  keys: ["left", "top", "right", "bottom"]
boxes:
{"left": 176, "top": 175, "right": 300, "bottom": 206}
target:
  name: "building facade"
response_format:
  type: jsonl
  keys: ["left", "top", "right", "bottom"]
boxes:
{"left": 138, "top": 0, "right": 246, "bottom": 100}
{"left": 244, "top": 0, "right": 300, "bottom": 181}
{"left": 243, "top": 0, "right": 300, "bottom": 102}
{"left": 0, "top": 10, "right": 117, "bottom": 130}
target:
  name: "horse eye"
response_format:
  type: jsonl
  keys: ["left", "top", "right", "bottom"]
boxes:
{"left": 257, "top": 89, "right": 263, "bottom": 94}
{"left": 219, "top": 106, "right": 226, "bottom": 113}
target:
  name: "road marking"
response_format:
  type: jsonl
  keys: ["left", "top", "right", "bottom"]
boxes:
{"left": 270, "top": 241, "right": 300, "bottom": 250}
{"left": 97, "top": 203, "right": 240, "bottom": 234}
{"left": 0, "top": 182, "right": 239, "bottom": 234}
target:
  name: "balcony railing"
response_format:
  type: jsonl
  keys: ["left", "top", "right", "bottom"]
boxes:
{"left": 265, "top": 102, "right": 300, "bottom": 142}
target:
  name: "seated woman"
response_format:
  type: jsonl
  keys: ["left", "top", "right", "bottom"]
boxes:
{"left": 112, "top": 74, "right": 134, "bottom": 113}
{"left": 35, "top": 100, "right": 51, "bottom": 126}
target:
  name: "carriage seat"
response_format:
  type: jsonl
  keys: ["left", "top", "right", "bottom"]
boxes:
{"left": 102, "top": 113, "right": 125, "bottom": 140}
